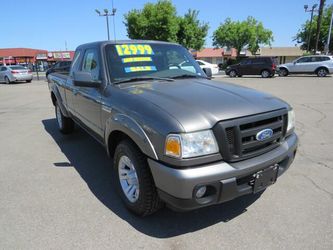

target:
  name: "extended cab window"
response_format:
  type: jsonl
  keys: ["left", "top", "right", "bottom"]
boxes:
{"left": 81, "top": 49, "right": 100, "bottom": 80}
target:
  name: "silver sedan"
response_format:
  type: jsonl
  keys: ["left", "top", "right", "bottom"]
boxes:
{"left": 0, "top": 65, "right": 33, "bottom": 84}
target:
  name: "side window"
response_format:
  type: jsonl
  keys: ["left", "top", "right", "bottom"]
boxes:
{"left": 197, "top": 61, "right": 205, "bottom": 66}
{"left": 1, "top": 67, "right": 7, "bottom": 71}
{"left": 321, "top": 57, "right": 330, "bottom": 61}
{"left": 296, "top": 57, "right": 310, "bottom": 63}
{"left": 81, "top": 49, "right": 100, "bottom": 80}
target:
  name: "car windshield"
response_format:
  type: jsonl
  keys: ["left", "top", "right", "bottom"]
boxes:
{"left": 105, "top": 43, "right": 205, "bottom": 83}
{"left": 9, "top": 66, "right": 26, "bottom": 70}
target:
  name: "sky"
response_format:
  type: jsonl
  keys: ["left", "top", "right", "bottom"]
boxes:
{"left": 0, "top": 0, "right": 322, "bottom": 51}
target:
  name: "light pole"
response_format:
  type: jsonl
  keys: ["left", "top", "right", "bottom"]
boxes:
{"left": 325, "top": 7, "right": 333, "bottom": 54}
{"left": 95, "top": 8, "right": 116, "bottom": 40}
{"left": 304, "top": 4, "right": 318, "bottom": 52}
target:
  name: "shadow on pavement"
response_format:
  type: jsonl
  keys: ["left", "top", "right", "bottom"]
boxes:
{"left": 42, "top": 118, "right": 262, "bottom": 238}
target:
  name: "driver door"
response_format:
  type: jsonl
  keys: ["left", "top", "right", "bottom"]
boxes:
{"left": 73, "top": 48, "right": 103, "bottom": 137}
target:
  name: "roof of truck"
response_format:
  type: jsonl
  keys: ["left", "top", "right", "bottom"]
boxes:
{"left": 77, "top": 40, "right": 179, "bottom": 49}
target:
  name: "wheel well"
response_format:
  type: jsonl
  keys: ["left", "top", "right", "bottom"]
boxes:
{"left": 51, "top": 92, "right": 57, "bottom": 106}
{"left": 107, "top": 131, "right": 138, "bottom": 158}
{"left": 279, "top": 67, "right": 289, "bottom": 72}
{"left": 315, "top": 66, "right": 328, "bottom": 73}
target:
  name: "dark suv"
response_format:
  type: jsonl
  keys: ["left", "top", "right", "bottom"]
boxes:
{"left": 226, "top": 57, "right": 277, "bottom": 78}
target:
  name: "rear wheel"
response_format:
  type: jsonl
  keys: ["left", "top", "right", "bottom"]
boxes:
{"left": 4, "top": 76, "right": 10, "bottom": 84}
{"left": 317, "top": 68, "right": 328, "bottom": 77}
{"left": 55, "top": 102, "right": 74, "bottom": 134}
{"left": 261, "top": 70, "right": 270, "bottom": 78}
{"left": 229, "top": 70, "right": 237, "bottom": 77}
{"left": 279, "top": 68, "right": 289, "bottom": 77}
{"left": 114, "top": 140, "right": 163, "bottom": 216}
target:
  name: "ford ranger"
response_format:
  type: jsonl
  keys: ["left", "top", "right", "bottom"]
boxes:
{"left": 48, "top": 40, "right": 298, "bottom": 216}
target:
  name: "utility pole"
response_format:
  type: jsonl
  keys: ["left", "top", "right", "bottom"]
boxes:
{"left": 95, "top": 8, "right": 117, "bottom": 41}
{"left": 304, "top": 4, "right": 318, "bottom": 52}
{"left": 315, "top": 0, "right": 326, "bottom": 54}
{"left": 325, "top": 7, "right": 333, "bottom": 54}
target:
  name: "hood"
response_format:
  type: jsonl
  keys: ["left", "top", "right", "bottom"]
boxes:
{"left": 120, "top": 79, "right": 289, "bottom": 132}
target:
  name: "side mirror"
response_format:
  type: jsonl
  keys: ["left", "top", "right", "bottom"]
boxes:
{"left": 203, "top": 67, "right": 212, "bottom": 78}
{"left": 293, "top": 61, "right": 297, "bottom": 65}
{"left": 73, "top": 71, "right": 101, "bottom": 88}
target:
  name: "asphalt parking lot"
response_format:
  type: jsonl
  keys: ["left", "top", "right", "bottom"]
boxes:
{"left": 0, "top": 76, "right": 332, "bottom": 249}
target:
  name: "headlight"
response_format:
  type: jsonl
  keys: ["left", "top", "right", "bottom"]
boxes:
{"left": 165, "top": 130, "right": 219, "bottom": 159}
{"left": 287, "top": 109, "right": 295, "bottom": 132}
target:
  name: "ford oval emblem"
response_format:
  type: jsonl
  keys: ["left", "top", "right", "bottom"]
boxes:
{"left": 256, "top": 128, "right": 273, "bottom": 141}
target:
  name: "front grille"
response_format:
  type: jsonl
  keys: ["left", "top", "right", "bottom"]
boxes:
{"left": 213, "top": 109, "right": 288, "bottom": 162}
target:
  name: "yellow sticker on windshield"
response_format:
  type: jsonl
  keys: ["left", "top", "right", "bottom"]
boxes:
{"left": 116, "top": 44, "right": 154, "bottom": 56}
{"left": 124, "top": 66, "right": 157, "bottom": 73}
{"left": 122, "top": 57, "right": 152, "bottom": 63}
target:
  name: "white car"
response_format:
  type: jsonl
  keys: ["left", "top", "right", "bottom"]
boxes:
{"left": 196, "top": 60, "right": 219, "bottom": 75}
{"left": 0, "top": 65, "right": 33, "bottom": 84}
{"left": 278, "top": 55, "right": 333, "bottom": 77}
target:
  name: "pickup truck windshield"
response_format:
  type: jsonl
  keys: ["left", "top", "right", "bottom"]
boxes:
{"left": 105, "top": 43, "right": 204, "bottom": 83}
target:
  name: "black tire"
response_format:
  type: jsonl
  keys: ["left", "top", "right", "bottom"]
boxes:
{"left": 261, "top": 70, "right": 270, "bottom": 78}
{"left": 229, "top": 70, "right": 237, "bottom": 78}
{"left": 278, "top": 68, "right": 289, "bottom": 77}
{"left": 316, "top": 68, "right": 328, "bottom": 77}
{"left": 55, "top": 102, "right": 74, "bottom": 134}
{"left": 26, "top": 80, "right": 32, "bottom": 83}
{"left": 114, "top": 140, "right": 163, "bottom": 216}
{"left": 4, "top": 76, "right": 11, "bottom": 84}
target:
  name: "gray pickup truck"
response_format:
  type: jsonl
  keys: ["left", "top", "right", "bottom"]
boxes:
{"left": 48, "top": 40, "right": 298, "bottom": 216}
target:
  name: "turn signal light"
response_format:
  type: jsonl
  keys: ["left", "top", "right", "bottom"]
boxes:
{"left": 165, "top": 135, "right": 181, "bottom": 158}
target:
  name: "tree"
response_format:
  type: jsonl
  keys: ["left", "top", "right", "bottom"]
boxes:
{"left": 124, "top": 1, "right": 208, "bottom": 50}
{"left": 124, "top": 0, "right": 179, "bottom": 42}
{"left": 315, "top": 0, "right": 326, "bottom": 52}
{"left": 295, "top": 5, "right": 333, "bottom": 52}
{"left": 177, "top": 9, "right": 209, "bottom": 50}
{"left": 212, "top": 17, "right": 273, "bottom": 56}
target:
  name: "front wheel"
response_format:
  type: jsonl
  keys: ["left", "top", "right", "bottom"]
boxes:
{"left": 55, "top": 102, "right": 74, "bottom": 134}
{"left": 114, "top": 140, "right": 163, "bottom": 216}
{"left": 229, "top": 70, "right": 237, "bottom": 77}
{"left": 278, "top": 68, "right": 289, "bottom": 77}
{"left": 317, "top": 68, "right": 328, "bottom": 77}
{"left": 26, "top": 80, "right": 32, "bottom": 83}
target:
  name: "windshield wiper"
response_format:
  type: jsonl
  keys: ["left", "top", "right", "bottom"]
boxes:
{"left": 171, "top": 74, "right": 208, "bottom": 79}
{"left": 113, "top": 76, "right": 174, "bottom": 84}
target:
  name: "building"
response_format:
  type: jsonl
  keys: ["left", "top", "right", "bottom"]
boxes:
{"left": 246, "top": 47, "right": 305, "bottom": 64}
{"left": 192, "top": 47, "right": 238, "bottom": 65}
{"left": 0, "top": 48, "right": 75, "bottom": 71}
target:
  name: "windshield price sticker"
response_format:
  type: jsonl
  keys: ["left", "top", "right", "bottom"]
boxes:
{"left": 124, "top": 66, "right": 157, "bottom": 73}
{"left": 116, "top": 44, "right": 154, "bottom": 56}
{"left": 122, "top": 57, "right": 152, "bottom": 63}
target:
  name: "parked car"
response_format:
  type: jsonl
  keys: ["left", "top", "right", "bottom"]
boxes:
{"left": 226, "top": 57, "right": 277, "bottom": 78}
{"left": 196, "top": 60, "right": 219, "bottom": 75}
{"left": 48, "top": 40, "right": 297, "bottom": 216}
{"left": 46, "top": 61, "right": 72, "bottom": 79}
{"left": 278, "top": 55, "right": 333, "bottom": 77}
{"left": 0, "top": 65, "right": 33, "bottom": 84}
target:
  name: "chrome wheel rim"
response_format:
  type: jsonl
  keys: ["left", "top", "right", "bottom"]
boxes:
{"left": 56, "top": 105, "right": 62, "bottom": 129}
{"left": 230, "top": 71, "right": 236, "bottom": 77}
{"left": 5, "top": 77, "right": 9, "bottom": 84}
{"left": 262, "top": 71, "right": 269, "bottom": 78}
{"left": 118, "top": 155, "right": 139, "bottom": 203}
{"left": 318, "top": 69, "right": 326, "bottom": 77}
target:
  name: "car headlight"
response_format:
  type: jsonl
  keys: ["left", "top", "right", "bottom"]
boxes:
{"left": 165, "top": 130, "right": 219, "bottom": 159}
{"left": 287, "top": 109, "right": 295, "bottom": 132}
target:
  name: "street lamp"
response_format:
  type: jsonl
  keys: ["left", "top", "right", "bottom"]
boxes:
{"left": 304, "top": 4, "right": 318, "bottom": 52}
{"left": 95, "top": 8, "right": 116, "bottom": 40}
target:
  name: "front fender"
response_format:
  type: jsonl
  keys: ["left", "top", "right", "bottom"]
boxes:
{"left": 105, "top": 113, "right": 159, "bottom": 160}
{"left": 50, "top": 82, "right": 70, "bottom": 117}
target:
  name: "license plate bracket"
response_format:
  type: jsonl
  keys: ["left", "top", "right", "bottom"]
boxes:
{"left": 253, "top": 164, "right": 279, "bottom": 193}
